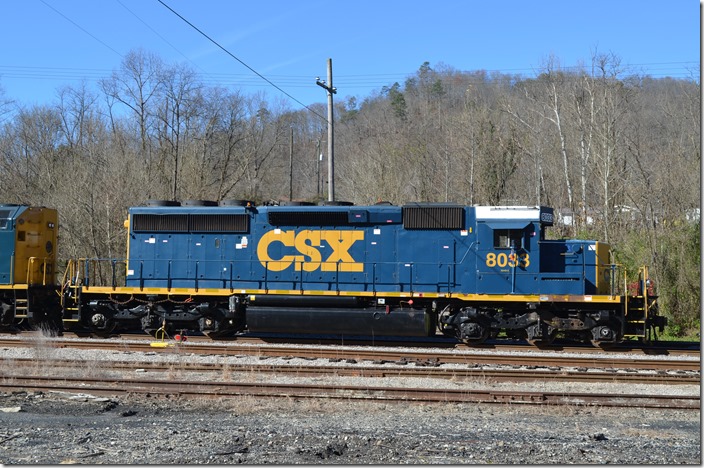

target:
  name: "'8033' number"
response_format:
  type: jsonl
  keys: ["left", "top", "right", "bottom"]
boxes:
{"left": 485, "top": 252, "right": 530, "bottom": 268}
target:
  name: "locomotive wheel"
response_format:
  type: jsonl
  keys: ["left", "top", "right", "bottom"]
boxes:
{"left": 462, "top": 335, "right": 489, "bottom": 345}
{"left": 524, "top": 322, "right": 557, "bottom": 346}
{"left": 458, "top": 321, "right": 489, "bottom": 345}
{"left": 589, "top": 324, "right": 619, "bottom": 348}
{"left": 205, "top": 329, "right": 234, "bottom": 339}
{"left": 95, "top": 322, "right": 117, "bottom": 336}
{"left": 525, "top": 330, "right": 557, "bottom": 346}
{"left": 591, "top": 341, "right": 616, "bottom": 349}
{"left": 87, "top": 312, "right": 117, "bottom": 335}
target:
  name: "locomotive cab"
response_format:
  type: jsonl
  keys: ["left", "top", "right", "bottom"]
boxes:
{"left": 474, "top": 206, "right": 551, "bottom": 295}
{"left": 475, "top": 206, "right": 610, "bottom": 296}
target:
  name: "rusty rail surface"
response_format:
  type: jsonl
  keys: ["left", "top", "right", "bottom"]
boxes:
{"left": 0, "top": 337, "right": 698, "bottom": 372}
{"left": 0, "top": 375, "right": 698, "bottom": 410}
{"left": 1, "top": 357, "right": 698, "bottom": 385}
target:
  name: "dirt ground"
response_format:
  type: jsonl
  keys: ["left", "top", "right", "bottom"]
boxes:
{"left": 0, "top": 390, "right": 700, "bottom": 464}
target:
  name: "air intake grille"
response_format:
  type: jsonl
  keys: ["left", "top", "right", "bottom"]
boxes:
{"left": 403, "top": 206, "right": 465, "bottom": 230}
{"left": 132, "top": 214, "right": 249, "bottom": 233}
{"left": 268, "top": 211, "right": 349, "bottom": 226}
{"left": 133, "top": 214, "right": 188, "bottom": 232}
{"left": 189, "top": 214, "right": 249, "bottom": 232}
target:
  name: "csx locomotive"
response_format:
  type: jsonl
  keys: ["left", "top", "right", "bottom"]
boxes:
{"left": 0, "top": 200, "right": 666, "bottom": 345}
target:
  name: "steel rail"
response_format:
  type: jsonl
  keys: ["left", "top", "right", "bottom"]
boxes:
{"left": 1, "top": 357, "right": 697, "bottom": 385}
{"left": 0, "top": 375, "right": 698, "bottom": 410}
{"left": 2, "top": 333, "right": 700, "bottom": 358}
{"left": 1, "top": 337, "right": 697, "bottom": 372}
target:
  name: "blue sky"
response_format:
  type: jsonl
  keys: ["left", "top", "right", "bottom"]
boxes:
{"left": 0, "top": 0, "right": 699, "bottom": 110}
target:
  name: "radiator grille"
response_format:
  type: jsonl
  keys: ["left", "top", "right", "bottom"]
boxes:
{"left": 189, "top": 214, "right": 249, "bottom": 232}
{"left": 133, "top": 214, "right": 188, "bottom": 232}
{"left": 403, "top": 206, "right": 465, "bottom": 230}
{"left": 132, "top": 214, "right": 249, "bottom": 233}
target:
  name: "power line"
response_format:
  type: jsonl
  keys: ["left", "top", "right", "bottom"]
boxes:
{"left": 117, "top": 0, "right": 192, "bottom": 66}
{"left": 39, "top": 0, "right": 123, "bottom": 59}
{"left": 156, "top": 0, "right": 328, "bottom": 123}
{"left": 0, "top": 64, "right": 696, "bottom": 85}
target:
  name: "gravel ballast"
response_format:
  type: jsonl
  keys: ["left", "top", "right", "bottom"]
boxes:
{"left": 0, "top": 391, "right": 700, "bottom": 464}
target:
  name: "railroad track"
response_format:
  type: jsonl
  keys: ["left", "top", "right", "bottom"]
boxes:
{"left": 3, "top": 330, "right": 701, "bottom": 357}
{"left": 1, "top": 335, "right": 698, "bottom": 410}
{"left": 223, "top": 335, "right": 702, "bottom": 357}
{"left": 0, "top": 337, "right": 698, "bottom": 372}
{"left": 1, "top": 356, "right": 698, "bottom": 385}
{"left": 0, "top": 374, "right": 698, "bottom": 410}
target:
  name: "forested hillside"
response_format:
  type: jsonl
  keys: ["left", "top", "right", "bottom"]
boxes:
{"left": 0, "top": 50, "right": 699, "bottom": 336}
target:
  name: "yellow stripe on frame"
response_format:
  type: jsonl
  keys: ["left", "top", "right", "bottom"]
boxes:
{"left": 77, "top": 286, "right": 622, "bottom": 304}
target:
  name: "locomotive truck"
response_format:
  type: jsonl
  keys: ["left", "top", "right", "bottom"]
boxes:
{"left": 0, "top": 201, "right": 666, "bottom": 345}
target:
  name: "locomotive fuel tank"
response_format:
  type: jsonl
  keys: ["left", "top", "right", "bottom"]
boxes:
{"left": 245, "top": 295, "right": 434, "bottom": 336}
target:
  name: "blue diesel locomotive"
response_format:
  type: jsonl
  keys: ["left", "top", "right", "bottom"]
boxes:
{"left": 51, "top": 200, "right": 664, "bottom": 346}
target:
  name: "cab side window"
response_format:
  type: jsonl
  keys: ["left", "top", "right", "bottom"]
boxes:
{"left": 493, "top": 229, "right": 522, "bottom": 249}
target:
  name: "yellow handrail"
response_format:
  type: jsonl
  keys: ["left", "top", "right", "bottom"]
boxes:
{"left": 25, "top": 257, "right": 52, "bottom": 286}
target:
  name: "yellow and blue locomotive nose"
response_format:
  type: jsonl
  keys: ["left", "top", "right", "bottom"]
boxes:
{"left": 0, "top": 205, "right": 57, "bottom": 286}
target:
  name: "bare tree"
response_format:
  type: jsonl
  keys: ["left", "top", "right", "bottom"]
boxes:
{"left": 99, "top": 49, "right": 164, "bottom": 197}
{"left": 154, "top": 62, "right": 202, "bottom": 200}
{"left": 590, "top": 52, "right": 631, "bottom": 242}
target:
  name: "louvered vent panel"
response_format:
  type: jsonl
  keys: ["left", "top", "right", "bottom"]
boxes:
{"left": 189, "top": 214, "right": 249, "bottom": 232}
{"left": 268, "top": 211, "right": 349, "bottom": 226}
{"left": 132, "top": 214, "right": 189, "bottom": 232}
{"left": 403, "top": 206, "right": 465, "bottom": 230}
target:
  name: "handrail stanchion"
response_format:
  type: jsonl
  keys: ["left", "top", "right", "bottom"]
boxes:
{"left": 111, "top": 259, "right": 117, "bottom": 289}
{"left": 195, "top": 261, "right": 199, "bottom": 292}
{"left": 84, "top": 259, "right": 90, "bottom": 288}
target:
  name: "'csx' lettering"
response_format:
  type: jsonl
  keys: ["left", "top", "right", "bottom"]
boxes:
{"left": 257, "top": 230, "right": 364, "bottom": 272}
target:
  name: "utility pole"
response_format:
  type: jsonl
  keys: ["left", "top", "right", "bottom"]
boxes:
{"left": 316, "top": 58, "right": 336, "bottom": 201}
{"left": 288, "top": 127, "right": 293, "bottom": 202}
{"left": 315, "top": 139, "right": 321, "bottom": 199}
